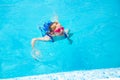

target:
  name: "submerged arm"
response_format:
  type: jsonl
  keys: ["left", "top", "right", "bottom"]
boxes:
{"left": 51, "top": 16, "right": 59, "bottom": 22}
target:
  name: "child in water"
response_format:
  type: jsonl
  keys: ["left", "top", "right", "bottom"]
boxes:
{"left": 31, "top": 17, "right": 71, "bottom": 48}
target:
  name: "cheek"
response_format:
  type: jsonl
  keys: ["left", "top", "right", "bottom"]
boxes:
{"left": 57, "top": 24, "right": 60, "bottom": 27}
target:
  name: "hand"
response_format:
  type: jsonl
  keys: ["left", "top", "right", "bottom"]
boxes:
{"left": 51, "top": 16, "right": 58, "bottom": 22}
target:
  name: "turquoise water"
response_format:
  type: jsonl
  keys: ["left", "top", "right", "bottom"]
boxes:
{"left": 0, "top": 0, "right": 120, "bottom": 78}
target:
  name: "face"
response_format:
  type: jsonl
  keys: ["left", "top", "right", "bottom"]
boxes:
{"left": 50, "top": 22, "right": 61, "bottom": 32}
{"left": 56, "top": 22, "right": 61, "bottom": 27}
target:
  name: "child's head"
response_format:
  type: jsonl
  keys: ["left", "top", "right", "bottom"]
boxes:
{"left": 49, "top": 22, "right": 58, "bottom": 32}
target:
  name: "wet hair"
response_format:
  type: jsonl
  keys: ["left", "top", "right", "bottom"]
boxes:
{"left": 49, "top": 22, "right": 57, "bottom": 32}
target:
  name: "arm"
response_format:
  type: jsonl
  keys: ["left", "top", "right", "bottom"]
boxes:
{"left": 31, "top": 35, "right": 51, "bottom": 48}
{"left": 51, "top": 16, "right": 59, "bottom": 22}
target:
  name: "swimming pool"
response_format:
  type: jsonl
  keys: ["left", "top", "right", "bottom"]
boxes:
{"left": 0, "top": 0, "right": 120, "bottom": 78}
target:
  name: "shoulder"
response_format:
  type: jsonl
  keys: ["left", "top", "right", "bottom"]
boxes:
{"left": 44, "top": 35, "right": 51, "bottom": 40}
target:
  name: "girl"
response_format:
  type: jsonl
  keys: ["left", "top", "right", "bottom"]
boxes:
{"left": 31, "top": 21, "right": 69, "bottom": 48}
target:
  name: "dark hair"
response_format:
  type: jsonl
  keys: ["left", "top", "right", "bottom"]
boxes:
{"left": 49, "top": 22, "right": 56, "bottom": 32}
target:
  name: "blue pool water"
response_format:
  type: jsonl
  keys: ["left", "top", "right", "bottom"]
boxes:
{"left": 0, "top": 0, "right": 120, "bottom": 78}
